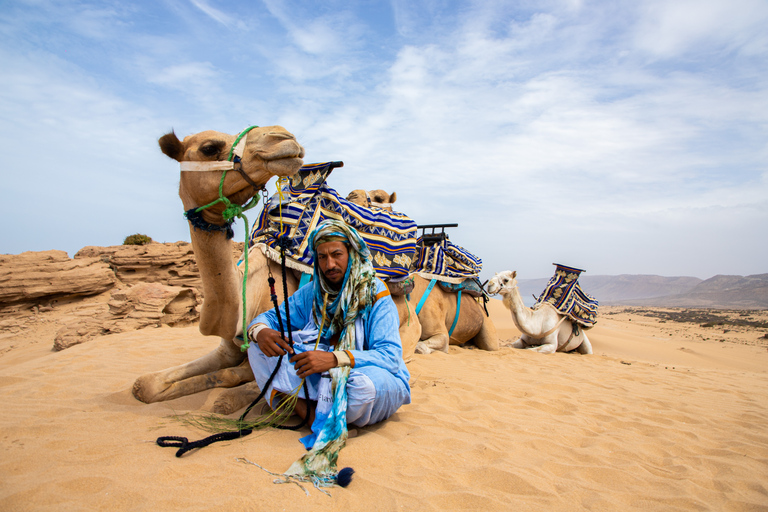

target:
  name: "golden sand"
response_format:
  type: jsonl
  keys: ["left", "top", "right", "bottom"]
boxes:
{"left": 1, "top": 302, "right": 767, "bottom": 510}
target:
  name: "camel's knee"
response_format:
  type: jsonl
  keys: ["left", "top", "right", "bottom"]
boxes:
{"left": 472, "top": 318, "right": 499, "bottom": 351}
{"left": 577, "top": 337, "right": 593, "bottom": 355}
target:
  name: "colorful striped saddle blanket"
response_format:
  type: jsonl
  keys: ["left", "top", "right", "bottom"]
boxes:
{"left": 533, "top": 264, "right": 599, "bottom": 328}
{"left": 248, "top": 162, "right": 418, "bottom": 279}
{"left": 413, "top": 235, "right": 483, "bottom": 285}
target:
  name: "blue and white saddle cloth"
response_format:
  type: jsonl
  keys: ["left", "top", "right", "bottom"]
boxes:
{"left": 413, "top": 234, "right": 483, "bottom": 285}
{"left": 533, "top": 264, "right": 598, "bottom": 328}
{"left": 248, "top": 162, "right": 418, "bottom": 279}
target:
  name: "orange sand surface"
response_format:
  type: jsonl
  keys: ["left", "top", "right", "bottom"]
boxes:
{"left": 2, "top": 302, "right": 768, "bottom": 511}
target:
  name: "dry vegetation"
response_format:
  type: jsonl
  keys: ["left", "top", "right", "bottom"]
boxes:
{"left": 601, "top": 306, "right": 768, "bottom": 346}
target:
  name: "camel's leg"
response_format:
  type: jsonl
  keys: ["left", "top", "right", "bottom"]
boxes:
{"left": 392, "top": 294, "right": 421, "bottom": 362}
{"left": 527, "top": 339, "right": 557, "bottom": 354}
{"left": 471, "top": 315, "right": 499, "bottom": 351}
{"left": 206, "top": 380, "right": 263, "bottom": 415}
{"left": 419, "top": 332, "right": 450, "bottom": 353}
{"left": 134, "top": 358, "right": 253, "bottom": 404}
{"left": 510, "top": 337, "right": 527, "bottom": 349}
{"left": 132, "top": 339, "right": 247, "bottom": 403}
{"left": 514, "top": 334, "right": 557, "bottom": 354}
{"left": 414, "top": 341, "right": 432, "bottom": 355}
{"left": 576, "top": 334, "right": 593, "bottom": 354}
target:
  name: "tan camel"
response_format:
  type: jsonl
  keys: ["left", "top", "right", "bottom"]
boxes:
{"left": 347, "top": 189, "right": 498, "bottom": 355}
{"left": 346, "top": 189, "right": 397, "bottom": 210}
{"left": 409, "top": 275, "right": 499, "bottom": 354}
{"left": 486, "top": 270, "right": 593, "bottom": 354}
{"left": 345, "top": 188, "right": 420, "bottom": 361}
{"left": 131, "top": 127, "right": 306, "bottom": 411}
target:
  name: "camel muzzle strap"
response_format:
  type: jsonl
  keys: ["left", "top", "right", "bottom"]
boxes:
{"left": 363, "top": 190, "right": 392, "bottom": 209}
{"left": 179, "top": 127, "right": 253, "bottom": 172}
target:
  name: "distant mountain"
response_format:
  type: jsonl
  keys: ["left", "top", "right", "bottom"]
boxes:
{"left": 623, "top": 274, "right": 768, "bottom": 309}
{"left": 515, "top": 273, "right": 768, "bottom": 309}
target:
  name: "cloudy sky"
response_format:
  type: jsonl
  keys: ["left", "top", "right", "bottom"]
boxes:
{"left": 1, "top": 0, "right": 766, "bottom": 281}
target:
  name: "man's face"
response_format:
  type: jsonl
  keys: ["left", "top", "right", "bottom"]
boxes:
{"left": 316, "top": 241, "right": 349, "bottom": 288}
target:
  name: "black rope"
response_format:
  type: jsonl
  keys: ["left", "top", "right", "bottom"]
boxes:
{"left": 156, "top": 235, "right": 311, "bottom": 457}
{"left": 184, "top": 207, "right": 235, "bottom": 239}
{"left": 157, "top": 430, "right": 252, "bottom": 457}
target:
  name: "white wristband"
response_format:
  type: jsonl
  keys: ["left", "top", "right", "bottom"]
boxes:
{"left": 248, "top": 323, "right": 269, "bottom": 342}
{"left": 333, "top": 350, "right": 352, "bottom": 367}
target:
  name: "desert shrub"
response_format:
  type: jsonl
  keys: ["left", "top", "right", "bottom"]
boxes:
{"left": 123, "top": 233, "right": 153, "bottom": 246}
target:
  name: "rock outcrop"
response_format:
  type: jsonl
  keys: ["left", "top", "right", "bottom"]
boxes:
{"left": 76, "top": 243, "right": 201, "bottom": 289}
{"left": 0, "top": 242, "right": 242, "bottom": 351}
{"left": 53, "top": 282, "right": 201, "bottom": 350}
{"left": 75, "top": 242, "right": 244, "bottom": 291}
{"left": 0, "top": 250, "right": 116, "bottom": 307}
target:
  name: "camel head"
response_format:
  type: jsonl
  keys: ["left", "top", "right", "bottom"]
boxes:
{"left": 346, "top": 189, "right": 397, "bottom": 211}
{"left": 487, "top": 270, "right": 517, "bottom": 296}
{"left": 159, "top": 126, "right": 305, "bottom": 223}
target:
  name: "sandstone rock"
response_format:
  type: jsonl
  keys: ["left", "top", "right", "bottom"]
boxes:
{"left": 76, "top": 242, "right": 200, "bottom": 288}
{"left": 53, "top": 282, "right": 201, "bottom": 350}
{"left": 75, "top": 241, "right": 245, "bottom": 291}
{"left": 0, "top": 250, "right": 116, "bottom": 307}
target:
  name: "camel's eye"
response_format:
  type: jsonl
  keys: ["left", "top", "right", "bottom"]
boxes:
{"left": 199, "top": 141, "right": 224, "bottom": 158}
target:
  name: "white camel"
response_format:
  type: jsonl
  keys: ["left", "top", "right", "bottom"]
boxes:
{"left": 486, "top": 270, "right": 592, "bottom": 354}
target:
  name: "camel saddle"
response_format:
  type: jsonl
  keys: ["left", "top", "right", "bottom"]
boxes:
{"left": 533, "top": 263, "right": 599, "bottom": 328}
{"left": 248, "top": 162, "right": 418, "bottom": 279}
{"left": 412, "top": 229, "right": 483, "bottom": 285}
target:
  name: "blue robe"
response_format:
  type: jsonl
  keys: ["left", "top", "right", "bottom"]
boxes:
{"left": 247, "top": 279, "right": 411, "bottom": 446}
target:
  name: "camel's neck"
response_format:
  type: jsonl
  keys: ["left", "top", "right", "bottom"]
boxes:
{"left": 501, "top": 284, "right": 536, "bottom": 332}
{"left": 189, "top": 226, "right": 241, "bottom": 341}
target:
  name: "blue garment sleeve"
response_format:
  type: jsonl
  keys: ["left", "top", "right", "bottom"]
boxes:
{"left": 251, "top": 279, "right": 410, "bottom": 394}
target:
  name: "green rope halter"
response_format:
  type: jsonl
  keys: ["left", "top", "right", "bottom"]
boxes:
{"left": 189, "top": 125, "right": 262, "bottom": 352}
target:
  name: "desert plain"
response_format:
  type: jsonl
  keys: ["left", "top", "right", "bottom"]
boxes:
{"left": 1, "top": 296, "right": 767, "bottom": 511}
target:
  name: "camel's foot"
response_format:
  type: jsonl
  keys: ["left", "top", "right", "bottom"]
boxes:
{"left": 414, "top": 341, "right": 432, "bottom": 355}
{"left": 510, "top": 338, "right": 526, "bottom": 349}
{"left": 132, "top": 371, "right": 170, "bottom": 404}
{"left": 528, "top": 343, "right": 557, "bottom": 354}
{"left": 418, "top": 333, "right": 449, "bottom": 353}
{"left": 203, "top": 381, "right": 262, "bottom": 415}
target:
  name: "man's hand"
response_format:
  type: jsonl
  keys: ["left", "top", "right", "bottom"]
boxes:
{"left": 255, "top": 328, "right": 294, "bottom": 357}
{"left": 290, "top": 351, "right": 338, "bottom": 378}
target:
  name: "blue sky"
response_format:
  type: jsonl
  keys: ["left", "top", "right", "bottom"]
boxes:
{"left": 1, "top": 0, "right": 766, "bottom": 281}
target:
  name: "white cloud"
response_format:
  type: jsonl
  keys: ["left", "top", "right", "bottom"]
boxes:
{"left": 1, "top": 0, "right": 765, "bottom": 278}
{"left": 633, "top": 0, "right": 768, "bottom": 58}
{"left": 188, "top": 0, "right": 239, "bottom": 28}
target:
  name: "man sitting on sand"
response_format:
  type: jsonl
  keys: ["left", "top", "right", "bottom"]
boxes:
{"left": 246, "top": 219, "right": 411, "bottom": 448}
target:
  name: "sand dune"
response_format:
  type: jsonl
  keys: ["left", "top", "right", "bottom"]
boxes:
{"left": 1, "top": 304, "right": 768, "bottom": 510}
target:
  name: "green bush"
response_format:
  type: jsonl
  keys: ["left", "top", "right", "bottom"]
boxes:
{"left": 123, "top": 233, "right": 153, "bottom": 246}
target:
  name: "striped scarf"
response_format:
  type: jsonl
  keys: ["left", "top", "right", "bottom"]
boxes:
{"left": 283, "top": 219, "right": 377, "bottom": 486}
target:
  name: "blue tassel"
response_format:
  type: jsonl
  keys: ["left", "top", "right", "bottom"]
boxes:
{"left": 336, "top": 467, "right": 355, "bottom": 487}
